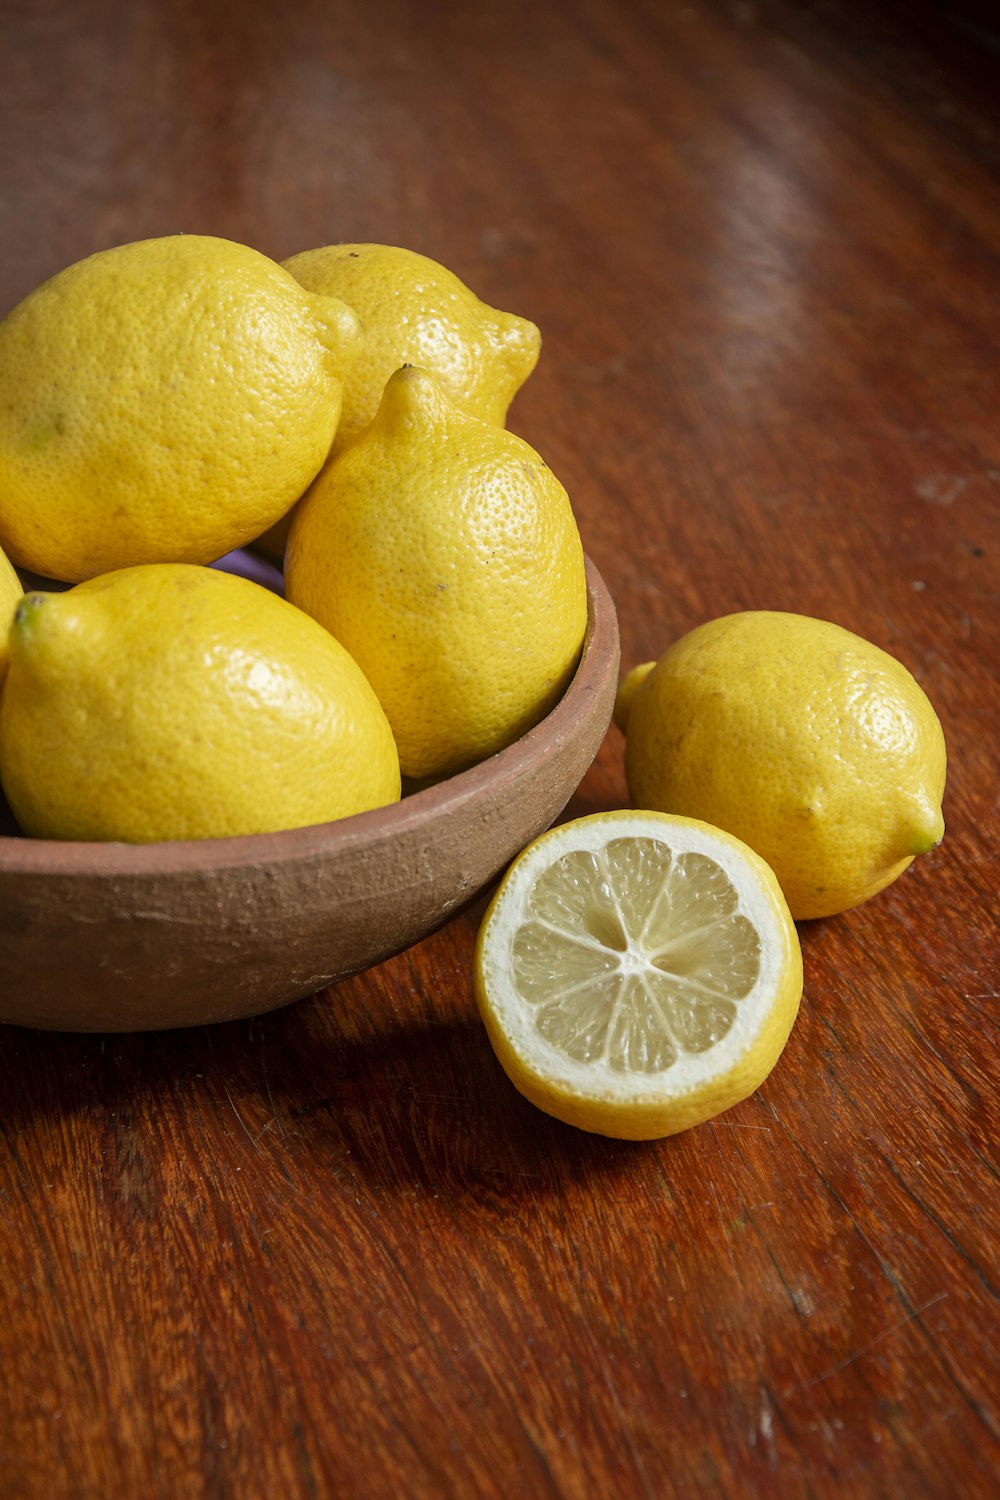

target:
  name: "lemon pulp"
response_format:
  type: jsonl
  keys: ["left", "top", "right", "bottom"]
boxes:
{"left": 513, "top": 837, "right": 761, "bottom": 1070}
{"left": 475, "top": 812, "right": 802, "bottom": 1140}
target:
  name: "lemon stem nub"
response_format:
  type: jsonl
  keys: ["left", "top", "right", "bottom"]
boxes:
{"left": 613, "top": 662, "right": 656, "bottom": 735}
{"left": 310, "top": 295, "right": 363, "bottom": 370}
{"left": 902, "top": 796, "right": 946, "bottom": 857}
{"left": 13, "top": 593, "right": 48, "bottom": 632}
{"left": 375, "top": 365, "right": 453, "bottom": 432}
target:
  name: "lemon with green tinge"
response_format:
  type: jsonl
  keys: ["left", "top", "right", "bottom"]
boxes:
{"left": 285, "top": 365, "right": 587, "bottom": 781}
{"left": 475, "top": 811, "right": 803, "bottom": 1140}
{"left": 618, "top": 612, "right": 946, "bottom": 920}
{"left": 0, "top": 235, "right": 362, "bottom": 581}
{"left": 0, "top": 564, "right": 400, "bottom": 842}
{"left": 256, "top": 242, "right": 542, "bottom": 561}
{"left": 0, "top": 542, "right": 22, "bottom": 678}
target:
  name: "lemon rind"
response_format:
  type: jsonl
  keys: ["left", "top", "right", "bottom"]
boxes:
{"left": 475, "top": 811, "right": 802, "bottom": 1117}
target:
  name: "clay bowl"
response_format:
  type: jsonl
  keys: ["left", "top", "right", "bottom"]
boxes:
{"left": 0, "top": 557, "right": 619, "bottom": 1032}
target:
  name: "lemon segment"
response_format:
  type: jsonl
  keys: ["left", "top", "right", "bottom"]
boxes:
{"left": 474, "top": 812, "right": 802, "bottom": 1140}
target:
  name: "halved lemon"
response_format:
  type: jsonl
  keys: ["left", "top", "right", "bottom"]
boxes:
{"left": 474, "top": 811, "right": 803, "bottom": 1140}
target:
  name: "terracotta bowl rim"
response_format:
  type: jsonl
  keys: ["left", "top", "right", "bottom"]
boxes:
{"left": 0, "top": 554, "right": 617, "bottom": 880}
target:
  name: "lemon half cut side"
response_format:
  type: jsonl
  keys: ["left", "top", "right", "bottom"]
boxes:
{"left": 474, "top": 812, "right": 803, "bottom": 1140}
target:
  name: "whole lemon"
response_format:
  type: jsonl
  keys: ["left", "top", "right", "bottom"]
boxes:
{"left": 0, "top": 542, "right": 22, "bottom": 678}
{"left": 284, "top": 242, "right": 540, "bottom": 454}
{"left": 619, "top": 612, "right": 946, "bottom": 920}
{"left": 257, "top": 243, "right": 542, "bottom": 563}
{"left": 0, "top": 564, "right": 400, "bottom": 842}
{"left": 285, "top": 366, "right": 587, "bottom": 781}
{"left": 0, "top": 236, "right": 362, "bottom": 581}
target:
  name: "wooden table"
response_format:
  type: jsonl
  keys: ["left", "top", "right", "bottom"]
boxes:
{"left": 1, "top": 2, "right": 997, "bottom": 1495}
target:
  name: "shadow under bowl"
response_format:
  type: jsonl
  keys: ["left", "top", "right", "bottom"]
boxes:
{"left": 0, "top": 557, "right": 619, "bottom": 1031}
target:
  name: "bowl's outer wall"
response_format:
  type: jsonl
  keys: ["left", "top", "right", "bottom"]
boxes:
{"left": 0, "top": 561, "right": 620, "bottom": 1031}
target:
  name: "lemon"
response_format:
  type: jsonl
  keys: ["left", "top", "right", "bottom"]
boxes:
{"left": 285, "top": 241, "right": 540, "bottom": 450}
{"left": 0, "top": 564, "right": 400, "bottom": 842}
{"left": 256, "top": 242, "right": 541, "bottom": 562}
{"left": 619, "top": 612, "right": 946, "bottom": 920}
{"left": 612, "top": 660, "right": 655, "bottom": 734}
{"left": 0, "top": 235, "right": 362, "bottom": 581}
{"left": 474, "top": 811, "right": 803, "bottom": 1140}
{"left": 0, "top": 542, "right": 22, "bottom": 678}
{"left": 285, "top": 365, "right": 587, "bottom": 780}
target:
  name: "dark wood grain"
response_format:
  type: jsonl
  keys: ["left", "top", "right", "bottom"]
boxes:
{"left": 0, "top": 1, "right": 997, "bottom": 1496}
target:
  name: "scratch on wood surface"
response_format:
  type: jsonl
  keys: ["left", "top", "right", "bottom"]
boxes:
{"left": 258, "top": 1040, "right": 287, "bottom": 1142}
{"left": 595, "top": 1359, "right": 659, "bottom": 1500}
{"left": 222, "top": 1084, "right": 265, "bottom": 1160}
{"left": 554, "top": 1189, "right": 659, "bottom": 1500}
{"left": 791, "top": 1286, "right": 816, "bottom": 1318}
{"left": 759, "top": 1395, "right": 774, "bottom": 1445}
{"left": 752, "top": 1389, "right": 777, "bottom": 1464}
{"left": 916, "top": 1406, "right": 960, "bottom": 1440}
{"left": 794, "top": 1292, "right": 949, "bottom": 1393}
{"left": 709, "top": 1179, "right": 739, "bottom": 1279}
{"left": 914, "top": 473, "right": 969, "bottom": 505}
{"left": 405, "top": 1091, "right": 480, "bottom": 1103}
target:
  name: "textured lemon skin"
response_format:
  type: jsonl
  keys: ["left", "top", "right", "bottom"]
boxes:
{"left": 474, "top": 812, "right": 803, "bottom": 1141}
{"left": 286, "top": 366, "right": 587, "bottom": 780}
{"left": 0, "top": 542, "right": 22, "bottom": 677}
{"left": 284, "top": 242, "right": 540, "bottom": 455}
{"left": 0, "top": 564, "right": 400, "bottom": 842}
{"left": 0, "top": 235, "right": 362, "bottom": 581}
{"left": 255, "top": 242, "right": 542, "bottom": 563}
{"left": 612, "top": 660, "right": 655, "bottom": 733}
{"left": 624, "top": 613, "right": 947, "bottom": 921}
